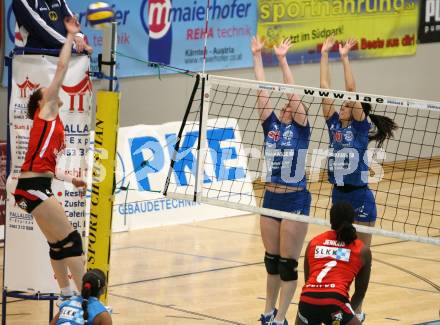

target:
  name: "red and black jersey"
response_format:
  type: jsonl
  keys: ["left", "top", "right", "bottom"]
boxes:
{"left": 302, "top": 230, "right": 364, "bottom": 298}
{"left": 21, "top": 108, "right": 65, "bottom": 174}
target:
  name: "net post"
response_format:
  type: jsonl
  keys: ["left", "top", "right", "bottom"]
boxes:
{"left": 1, "top": 289, "right": 6, "bottom": 325}
{"left": 194, "top": 75, "right": 210, "bottom": 201}
{"left": 87, "top": 23, "right": 120, "bottom": 305}
{"left": 101, "top": 22, "right": 117, "bottom": 91}
{"left": 49, "top": 294, "right": 54, "bottom": 322}
{"left": 163, "top": 74, "right": 201, "bottom": 196}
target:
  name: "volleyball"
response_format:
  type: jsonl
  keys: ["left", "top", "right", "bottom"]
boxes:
{"left": 86, "top": 2, "right": 115, "bottom": 29}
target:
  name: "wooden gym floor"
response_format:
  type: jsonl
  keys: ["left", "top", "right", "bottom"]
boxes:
{"left": 0, "top": 214, "right": 439, "bottom": 324}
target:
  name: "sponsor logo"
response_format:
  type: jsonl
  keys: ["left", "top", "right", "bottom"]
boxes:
{"left": 268, "top": 130, "right": 280, "bottom": 142}
{"left": 344, "top": 130, "right": 353, "bottom": 142}
{"left": 314, "top": 245, "right": 351, "bottom": 262}
{"left": 355, "top": 205, "right": 368, "bottom": 219}
{"left": 143, "top": 0, "right": 172, "bottom": 39}
{"left": 428, "top": 103, "right": 440, "bottom": 110}
{"left": 334, "top": 131, "right": 342, "bottom": 142}
{"left": 141, "top": 0, "right": 173, "bottom": 64}
{"left": 48, "top": 11, "right": 58, "bottom": 21}
{"left": 16, "top": 77, "right": 40, "bottom": 98}
{"left": 259, "top": 84, "right": 276, "bottom": 90}
{"left": 331, "top": 310, "right": 343, "bottom": 324}
{"left": 61, "top": 73, "right": 93, "bottom": 112}
{"left": 386, "top": 99, "right": 404, "bottom": 106}
{"left": 17, "top": 199, "right": 28, "bottom": 211}
{"left": 130, "top": 126, "right": 246, "bottom": 191}
{"left": 283, "top": 129, "right": 293, "bottom": 141}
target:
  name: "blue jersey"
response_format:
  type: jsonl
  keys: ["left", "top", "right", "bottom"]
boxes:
{"left": 56, "top": 296, "right": 107, "bottom": 325}
{"left": 326, "top": 112, "right": 370, "bottom": 186}
{"left": 262, "top": 111, "right": 310, "bottom": 188}
{"left": 13, "top": 0, "right": 77, "bottom": 49}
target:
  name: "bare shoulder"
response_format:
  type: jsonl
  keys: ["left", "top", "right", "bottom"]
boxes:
{"left": 95, "top": 311, "right": 112, "bottom": 325}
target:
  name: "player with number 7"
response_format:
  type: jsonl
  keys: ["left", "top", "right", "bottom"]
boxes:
{"left": 295, "top": 202, "right": 372, "bottom": 325}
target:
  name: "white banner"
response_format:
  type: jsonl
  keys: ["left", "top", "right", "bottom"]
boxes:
{"left": 5, "top": 55, "right": 91, "bottom": 293}
{"left": 107, "top": 119, "right": 255, "bottom": 232}
{"left": 0, "top": 142, "right": 6, "bottom": 242}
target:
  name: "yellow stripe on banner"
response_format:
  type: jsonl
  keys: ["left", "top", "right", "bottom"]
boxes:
{"left": 87, "top": 91, "right": 120, "bottom": 304}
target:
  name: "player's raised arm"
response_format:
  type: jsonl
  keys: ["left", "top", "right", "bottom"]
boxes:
{"left": 252, "top": 36, "right": 273, "bottom": 122}
{"left": 275, "top": 38, "right": 308, "bottom": 127}
{"left": 320, "top": 37, "right": 336, "bottom": 120}
{"left": 339, "top": 38, "right": 365, "bottom": 122}
{"left": 351, "top": 245, "right": 372, "bottom": 311}
{"left": 41, "top": 17, "right": 80, "bottom": 120}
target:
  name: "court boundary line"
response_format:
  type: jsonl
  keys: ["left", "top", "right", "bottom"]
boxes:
{"left": 109, "top": 292, "right": 246, "bottom": 325}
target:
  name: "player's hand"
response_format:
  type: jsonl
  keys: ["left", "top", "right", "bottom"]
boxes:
{"left": 274, "top": 38, "right": 292, "bottom": 58}
{"left": 339, "top": 38, "right": 357, "bottom": 58}
{"left": 321, "top": 36, "right": 335, "bottom": 54}
{"left": 84, "top": 44, "right": 94, "bottom": 54}
{"left": 73, "top": 36, "right": 85, "bottom": 53}
{"left": 251, "top": 36, "right": 265, "bottom": 55}
{"left": 64, "top": 16, "right": 81, "bottom": 35}
{"left": 72, "top": 178, "right": 87, "bottom": 189}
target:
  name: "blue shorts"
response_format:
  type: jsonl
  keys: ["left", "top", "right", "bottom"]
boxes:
{"left": 332, "top": 186, "right": 377, "bottom": 223}
{"left": 262, "top": 188, "right": 311, "bottom": 221}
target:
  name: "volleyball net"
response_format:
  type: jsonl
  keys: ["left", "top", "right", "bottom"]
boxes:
{"left": 164, "top": 74, "right": 440, "bottom": 245}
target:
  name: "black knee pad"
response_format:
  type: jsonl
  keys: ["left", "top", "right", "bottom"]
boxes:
{"left": 49, "top": 230, "right": 83, "bottom": 260}
{"left": 278, "top": 257, "right": 298, "bottom": 281}
{"left": 264, "top": 252, "right": 280, "bottom": 275}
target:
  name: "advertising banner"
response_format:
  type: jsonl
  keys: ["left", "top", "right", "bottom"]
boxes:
{"left": 110, "top": 120, "right": 255, "bottom": 232}
{"left": 87, "top": 91, "right": 119, "bottom": 304}
{"left": 0, "top": 0, "right": 3, "bottom": 79}
{"left": 5, "top": 55, "right": 91, "bottom": 292}
{"left": 0, "top": 142, "right": 5, "bottom": 242}
{"left": 257, "top": 0, "right": 419, "bottom": 65}
{"left": 3, "top": 0, "right": 257, "bottom": 85}
{"left": 418, "top": 0, "right": 440, "bottom": 43}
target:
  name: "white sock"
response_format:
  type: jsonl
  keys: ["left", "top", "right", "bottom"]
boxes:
{"left": 60, "top": 287, "right": 73, "bottom": 297}
{"left": 272, "top": 320, "right": 285, "bottom": 325}
{"left": 263, "top": 309, "right": 275, "bottom": 317}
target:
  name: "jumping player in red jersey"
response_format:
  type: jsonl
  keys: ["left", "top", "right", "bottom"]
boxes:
{"left": 13, "top": 17, "right": 86, "bottom": 298}
{"left": 295, "top": 202, "right": 372, "bottom": 325}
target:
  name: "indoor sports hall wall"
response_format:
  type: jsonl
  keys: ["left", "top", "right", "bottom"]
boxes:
{"left": 117, "top": 42, "right": 440, "bottom": 127}
{"left": 0, "top": 43, "right": 439, "bottom": 140}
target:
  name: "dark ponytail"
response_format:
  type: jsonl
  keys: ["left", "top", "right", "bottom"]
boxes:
{"left": 27, "top": 88, "right": 43, "bottom": 120}
{"left": 330, "top": 202, "right": 357, "bottom": 245}
{"left": 361, "top": 102, "right": 398, "bottom": 147}
{"left": 81, "top": 282, "right": 92, "bottom": 323}
{"left": 81, "top": 269, "right": 106, "bottom": 323}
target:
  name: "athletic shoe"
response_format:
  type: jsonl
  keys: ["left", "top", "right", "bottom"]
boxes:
{"left": 270, "top": 319, "right": 288, "bottom": 325}
{"left": 56, "top": 294, "right": 72, "bottom": 307}
{"left": 259, "top": 308, "right": 277, "bottom": 325}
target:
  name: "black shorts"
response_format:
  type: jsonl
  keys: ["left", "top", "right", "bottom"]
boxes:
{"left": 298, "top": 292, "right": 355, "bottom": 325}
{"left": 14, "top": 177, "right": 54, "bottom": 213}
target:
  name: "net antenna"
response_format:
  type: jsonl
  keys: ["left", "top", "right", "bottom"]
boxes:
{"left": 164, "top": 73, "right": 440, "bottom": 245}
{"left": 202, "top": 0, "right": 211, "bottom": 74}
